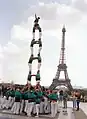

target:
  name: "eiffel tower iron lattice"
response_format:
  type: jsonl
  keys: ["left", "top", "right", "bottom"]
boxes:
{"left": 49, "top": 26, "right": 73, "bottom": 91}
{"left": 27, "top": 14, "right": 42, "bottom": 85}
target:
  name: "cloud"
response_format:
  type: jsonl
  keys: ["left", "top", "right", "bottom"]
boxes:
{"left": 0, "top": 45, "right": 4, "bottom": 81}
{"left": 0, "top": 45, "right": 4, "bottom": 59}
{"left": 22, "top": 2, "right": 83, "bottom": 30}
{"left": 3, "top": 42, "right": 20, "bottom": 55}
{"left": 72, "top": 0, "right": 87, "bottom": 13}
{"left": 2, "top": 1, "right": 87, "bottom": 87}
{"left": 11, "top": 17, "right": 33, "bottom": 41}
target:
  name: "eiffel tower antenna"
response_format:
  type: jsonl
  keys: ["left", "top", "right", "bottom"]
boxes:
{"left": 59, "top": 25, "right": 66, "bottom": 64}
{"left": 49, "top": 26, "right": 73, "bottom": 91}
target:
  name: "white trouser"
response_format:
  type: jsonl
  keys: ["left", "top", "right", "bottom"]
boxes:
{"left": 6, "top": 96, "right": 12, "bottom": 109}
{"left": 10, "top": 97, "right": 15, "bottom": 108}
{"left": 0, "top": 96, "right": 4, "bottom": 109}
{"left": 24, "top": 100, "right": 28, "bottom": 112}
{"left": 36, "top": 104, "right": 40, "bottom": 116}
{"left": 37, "top": 63, "right": 41, "bottom": 71}
{"left": 38, "top": 47, "right": 42, "bottom": 54}
{"left": 33, "top": 33, "right": 35, "bottom": 39}
{"left": 51, "top": 102, "right": 58, "bottom": 118}
{"left": 20, "top": 100, "right": 24, "bottom": 114}
{"left": 27, "top": 102, "right": 35, "bottom": 116}
{"left": 30, "top": 47, "right": 33, "bottom": 55}
{"left": 0, "top": 97, "right": 2, "bottom": 109}
{"left": 44, "top": 97, "right": 49, "bottom": 113}
{"left": 33, "top": 104, "right": 36, "bottom": 114}
{"left": 32, "top": 32, "right": 42, "bottom": 40}
{"left": 48, "top": 101, "right": 51, "bottom": 113}
{"left": 39, "top": 32, "right": 42, "bottom": 39}
{"left": 2, "top": 96, "right": 7, "bottom": 109}
{"left": 40, "top": 101, "right": 44, "bottom": 114}
{"left": 44, "top": 101, "right": 51, "bottom": 114}
{"left": 29, "top": 63, "right": 32, "bottom": 72}
{"left": 57, "top": 101, "right": 60, "bottom": 112}
{"left": 11, "top": 102, "right": 20, "bottom": 114}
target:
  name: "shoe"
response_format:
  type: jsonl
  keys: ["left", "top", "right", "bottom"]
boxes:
{"left": 76, "top": 109, "right": 79, "bottom": 111}
{"left": 27, "top": 114, "right": 31, "bottom": 117}
{"left": 35, "top": 115, "right": 39, "bottom": 117}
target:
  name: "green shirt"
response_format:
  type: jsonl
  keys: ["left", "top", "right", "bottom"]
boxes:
{"left": 6, "top": 90, "right": 15, "bottom": 97}
{"left": 15, "top": 91, "right": 22, "bottom": 99}
{"left": 38, "top": 56, "right": 41, "bottom": 62}
{"left": 48, "top": 93, "right": 58, "bottom": 101}
{"left": 24, "top": 91, "right": 28, "bottom": 100}
{"left": 36, "top": 73, "right": 40, "bottom": 79}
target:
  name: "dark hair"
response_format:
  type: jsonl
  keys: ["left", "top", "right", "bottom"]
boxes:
{"left": 30, "top": 86, "right": 34, "bottom": 90}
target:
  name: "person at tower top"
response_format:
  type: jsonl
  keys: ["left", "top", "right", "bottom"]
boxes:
{"left": 33, "top": 14, "right": 42, "bottom": 38}
{"left": 34, "top": 14, "right": 40, "bottom": 24}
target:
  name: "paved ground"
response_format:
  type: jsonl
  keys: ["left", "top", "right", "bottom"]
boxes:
{"left": 58, "top": 107, "right": 75, "bottom": 119}
{"left": 74, "top": 109, "right": 87, "bottom": 119}
{"left": 67, "top": 101, "right": 87, "bottom": 119}
{"left": 0, "top": 110, "right": 59, "bottom": 119}
{"left": 0, "top": 101, "right": 87, "bottom": 119}
{"left": 79, "top": 102, "right": 87, "bottom": 115}
{"left": 0, "top": 113, "right": 59, "bottom": 119}
{"left": 0, "top": 107, "right": 74, "bottom": 119}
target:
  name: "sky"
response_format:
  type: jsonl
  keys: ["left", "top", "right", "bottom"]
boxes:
{"left": 0, "top": 0, "right": 87, "bottom": 87}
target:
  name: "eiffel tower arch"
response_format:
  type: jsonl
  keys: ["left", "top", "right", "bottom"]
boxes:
{"left": 49, "top": 26, "right": 73, "bottom": 91}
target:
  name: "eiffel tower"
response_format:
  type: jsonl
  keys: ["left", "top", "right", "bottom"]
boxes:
{"left": 49, "top": 26, "right": 73, "bottom": 91}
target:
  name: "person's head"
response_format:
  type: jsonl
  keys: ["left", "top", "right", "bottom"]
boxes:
{"left": 35, "top": 88, "right": 39, "bottom": 92}
{"left": 63, "top": 90, "right": 66, "bottom": 93}
{"left": 75, "top": 90, "right": 78, "bottom": 92}
{"left": 52, "top": 90, "right": 56, "bottom": 93}
{"left": 16, "top": 88, "right": 20, "bottom": 91}
{"left": 38, "top": 17, "right": 40, "bottom": 19}
{"left": 30, "top": 86, "right": 34, "bottom": 92}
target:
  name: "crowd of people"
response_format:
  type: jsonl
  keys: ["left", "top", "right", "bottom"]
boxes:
{"left": 0, "top": 84, "right": 59, "bottom": 118}
{"left": 0, "top": 84, "right": 81, "bottom": 118}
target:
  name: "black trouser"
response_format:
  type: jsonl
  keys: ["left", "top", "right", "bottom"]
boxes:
{"left": 77, "top": 99, "right": 80, "bottom": 110}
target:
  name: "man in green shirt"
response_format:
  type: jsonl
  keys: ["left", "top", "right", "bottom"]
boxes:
{"left": 48, "top": 90, "right": 58, "bottom": 118}
{"left": 11, "top": 88, "right": 22, "bottom": 114}
{"left": 6, "top": 87, "right": 15, "bottom": 109}
{"left": 27, "top": 86, "right": 36, "bottom": 117}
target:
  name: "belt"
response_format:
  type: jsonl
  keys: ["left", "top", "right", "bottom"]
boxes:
{"left": 28, "top": 99, "right": 35, "bottom": 103}
{"left": 52, "top": 100, "right": 57, "bottom": 103}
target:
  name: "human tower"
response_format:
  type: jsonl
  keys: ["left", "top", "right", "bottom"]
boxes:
{"left": 27, "top": 14, "right": 42, "bottom": 86}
